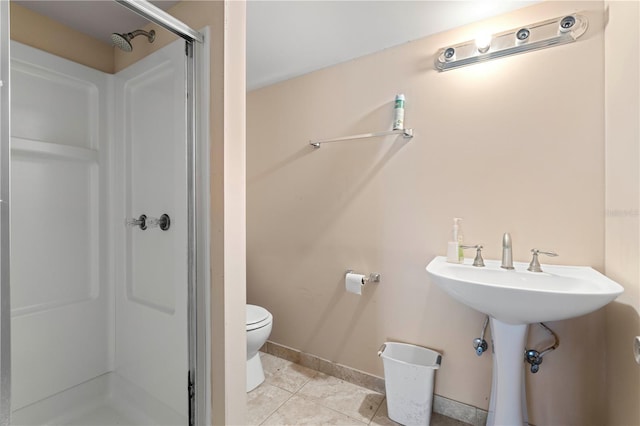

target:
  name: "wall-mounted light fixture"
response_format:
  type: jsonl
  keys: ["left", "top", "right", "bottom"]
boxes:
{"left": 434, "top": 13, "right": 588, "bottom": 72}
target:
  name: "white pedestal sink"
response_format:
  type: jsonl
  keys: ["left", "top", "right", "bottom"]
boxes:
{"left": 426, "top": 256, "right": 623, "bottom": 426}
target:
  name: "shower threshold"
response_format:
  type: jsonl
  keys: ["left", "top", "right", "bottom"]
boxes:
{"left": 10, "top": 373, "right": 185, "bottom": 426}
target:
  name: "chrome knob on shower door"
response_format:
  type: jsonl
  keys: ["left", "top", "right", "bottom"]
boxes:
{"left": 158, "top": 214, "right": 170, "bottom": 231}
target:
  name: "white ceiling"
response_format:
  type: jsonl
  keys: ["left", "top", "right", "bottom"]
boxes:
{"left": 14, "top": 0, "right": 538, "bottom": 90}
{"left": 13, "top": 1, "right": 179, "bottom": 42}
{"left": 246, "top": 1, "right": 538, "bottom": 90}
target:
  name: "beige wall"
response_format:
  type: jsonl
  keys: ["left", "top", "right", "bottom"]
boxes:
{"left": 247, "top": 2, "right": 611, "bottom": 425}
{"left": 604, "top": 1, "right": 640, "bottom": 425}
{"left": 10, "top": 3, "right": 113, "bottom": 73}
{"left": 11, "top": 1, "right": 247, "bottom": 424}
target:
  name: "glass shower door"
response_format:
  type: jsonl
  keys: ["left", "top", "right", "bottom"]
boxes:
{"left": 114, "top": 38, "right": 189, "bottom": 421}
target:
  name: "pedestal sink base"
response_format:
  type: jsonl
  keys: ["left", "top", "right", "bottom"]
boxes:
{"left": 425, "top": 256, "right": 625, "bottom": 426}
{"left": 486, "top": 318, "right": 529, "bottom": 426}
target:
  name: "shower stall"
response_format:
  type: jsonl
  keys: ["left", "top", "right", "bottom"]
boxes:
{"left": 0, "top": 1, "right": 209, "bottom": 425}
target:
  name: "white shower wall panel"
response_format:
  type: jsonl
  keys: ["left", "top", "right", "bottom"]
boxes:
{"left": 9, "top": 43, "right": 112, "bottom": 411}
{"left": 11, "top": 146, "right": 98, "bottom": 312}
{"left": 10, "top": 62, "right": 96, "bottom": 148}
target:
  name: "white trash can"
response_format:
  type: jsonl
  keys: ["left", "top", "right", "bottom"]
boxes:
{"left": 378, "top": 342, "right": 442, "bottom": 426}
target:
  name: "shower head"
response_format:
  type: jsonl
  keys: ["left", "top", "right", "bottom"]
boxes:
{"left": 111, "top": 29, "right": 156, "bottom": 52}
{"left": 111, "top": 32, "right": 133, "bottom": 52}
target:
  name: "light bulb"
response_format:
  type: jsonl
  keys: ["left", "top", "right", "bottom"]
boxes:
{"left": 475, "top": 34, "right": 492, "bottom": 53}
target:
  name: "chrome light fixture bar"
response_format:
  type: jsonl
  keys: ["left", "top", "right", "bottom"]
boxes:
{"left": 435, "top": 13, "right": 588, "bottom": 71}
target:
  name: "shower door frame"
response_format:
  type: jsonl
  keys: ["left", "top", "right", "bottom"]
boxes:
{"left": 0, "top": 0, "right": 11, "bottom": 425}
{"left": 114, "top": 2, "right": 207, "bottom": 425}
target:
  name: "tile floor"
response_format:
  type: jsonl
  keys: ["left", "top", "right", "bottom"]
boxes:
{"left": 248, "top": 352, "right": 471, "bottom": 426}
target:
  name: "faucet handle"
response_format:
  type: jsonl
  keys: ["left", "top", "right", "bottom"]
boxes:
{"left": 527, "top": 248, "right": 558, "bottom": 272}
{"left": 461, "top": 244, "right": 485, "bottom": 267}
{"left": 531, "top": 248, "right": 558, "bottom": 256}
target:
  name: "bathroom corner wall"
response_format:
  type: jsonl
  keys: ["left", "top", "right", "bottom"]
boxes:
{"left": 247, "top": 2, "right": 607, "bottom": 425}
{"left": 9, "top": 3, "right": 114, "bottom": 74}
{"left": 604, "top": 1, "right": 640, "bottom": 425}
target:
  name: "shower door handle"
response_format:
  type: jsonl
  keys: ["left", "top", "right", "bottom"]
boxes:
{"left": 125, "top": 214, "right": 170, "bottom": 231}
{"left": 145, "top": 214, "right": 171, "bottom": 231}
{"left": 126, "top": 214, "right": 147, "bottom": 230}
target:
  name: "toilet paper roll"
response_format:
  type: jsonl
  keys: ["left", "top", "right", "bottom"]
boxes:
{"left": 346, "top": 272, "right": 365, "bottom": 295}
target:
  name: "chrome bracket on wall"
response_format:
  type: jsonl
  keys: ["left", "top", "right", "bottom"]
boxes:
{"left": 434, "top": 13, "right": 588, "bottom": 71}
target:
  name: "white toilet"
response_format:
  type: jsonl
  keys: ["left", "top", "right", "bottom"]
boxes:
{"left": 246, "top": 304, "right": 273, "bottom": 392}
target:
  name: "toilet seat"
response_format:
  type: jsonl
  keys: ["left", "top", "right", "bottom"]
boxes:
{"left": 246, "top": 304, "right": 272, "bottom": 331}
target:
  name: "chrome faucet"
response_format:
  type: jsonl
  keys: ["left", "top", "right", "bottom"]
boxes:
{"left": 501, "top": 232, "right": 514, "bottom": 270}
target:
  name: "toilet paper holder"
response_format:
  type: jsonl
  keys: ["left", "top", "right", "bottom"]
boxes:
{"left": 346, "top": 270, "right": 381, "bottom": 284}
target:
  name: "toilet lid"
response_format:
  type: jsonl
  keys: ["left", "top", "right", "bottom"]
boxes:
{"left": 246, "top": 304, "right": 271, "bottom": 326}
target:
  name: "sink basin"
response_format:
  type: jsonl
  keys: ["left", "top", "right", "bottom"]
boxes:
{"left": 426, "top": 256, "right": 623, "bottom": 325}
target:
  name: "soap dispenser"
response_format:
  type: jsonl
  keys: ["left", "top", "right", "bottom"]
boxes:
{"left": 447, "top": 218, "right": 464, "bottom": 263}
